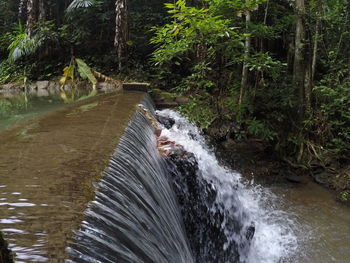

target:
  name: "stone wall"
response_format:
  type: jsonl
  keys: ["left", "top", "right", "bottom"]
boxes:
{"left": 0, "top": 80, "right": 122, "bottom": 95}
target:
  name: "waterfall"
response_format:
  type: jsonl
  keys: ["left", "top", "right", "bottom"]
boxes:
{"left": 157, "top": 109, "right": 298, "bottom": 263}
{"left": 66, "top": 108, "right": 193, "bottom": 263}
{"left": 67, "top": 97, "right": 298, "bottom": 263}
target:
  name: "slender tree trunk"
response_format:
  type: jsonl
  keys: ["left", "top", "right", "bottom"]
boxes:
{"left": 311, "top": 18, "right": 319, "bottom": 82}
{"left": 19, "top": 0, "right": 28, "bottom": 20}
{"left": 239, "top": 9, "right": 251, "bottom": 107}
{"left": 38, "top": 0, "right": 45, "bottom": 21}
{"left": 302, "top": 17, "right": 320, "bottom": 115}
{"left": 114, "top": 0, "right": 129, "bottom": 71}
{"left": 293, "top": 0, "right": 306, "bottom": 120}
{"left": 304, "top": 59, "right": 312, "bottom": 113}
{"left": 263, "top": 0, "right": 269, "bottom": 25}
{"left": 26, "top": 0, "right": 36, "bottom": 37}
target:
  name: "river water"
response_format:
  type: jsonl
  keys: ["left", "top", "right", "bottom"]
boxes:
{"left": 157, "top": 109, "right": 350, "bottom": 263}
{"left": 0, "top": 91, "right": 145, "bottom": 262}
{"left": 269, "top": 179, "right": 350, "bottom": 263}
{"left": 0, "top": 93, "right": 349, "bottom": 262}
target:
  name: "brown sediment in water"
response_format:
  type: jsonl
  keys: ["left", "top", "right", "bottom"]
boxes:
{"left": 0, "top": 91, "right": 145, "bottom": 262}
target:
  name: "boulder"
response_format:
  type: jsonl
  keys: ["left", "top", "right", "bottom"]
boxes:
{"left": 284, "top": 170, "right": 305, "bottom": 183}
{"left": 206, "top": 119, "right": 241, "bottom": 142}
{"left": 48, "top": 81, "right": 60, "bottom": 92}
{"left": 0, "top": 83, "right": 22, "bottom": 92}
{"left": 156, "top": 114, "right": 175, "bottom": 129}
{"left": 163, "top": 144, "right": 242, "bottom": 263}
{"left": 36, "top": 80, "right": 50, "bottom": 90}
{"left": 28, "top": 82, "right": 37, "bottom": 91}
{"left": 313, "top": 172, "right": 330, "bottom": 185}
{"left": 36, "top": 88, "right": 50, "bottom": 97}
{"left": 0, "top": 232, "right": 14, "bottom": 263}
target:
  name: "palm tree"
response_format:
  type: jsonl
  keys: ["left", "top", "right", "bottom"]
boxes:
{"left": 66, "top": 0, "right": 96, "bottom": 12}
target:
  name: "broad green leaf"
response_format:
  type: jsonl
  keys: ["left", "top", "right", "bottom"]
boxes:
{"left": 75, "top": 58, "right": 97, "bottom": 85}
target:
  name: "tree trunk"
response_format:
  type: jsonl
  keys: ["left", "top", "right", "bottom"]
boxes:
{"left": 19, "top": 0, "right": 28, "bottom": 20}
{"left": 303, "top": 17, "right": 320, "bottom": 115}
{"left": 38, "top": 0, "right": 45, "bottom": 21}
{"left": 311, "top": 19, "right": 319, "bottom": 82}
{"left": 239, "top": 9, "right": 251, "bottom": 107}
{"left": 114, "top": 0, "right": 129, "bottom": 71}
{"left": 293, "top": 0, "right": 306, "bottom": 120}
{"left": 26, "top": 0, "right": 36, "bottom": 37}
{"left": 304, "top": 59, "right": 312, "bottom": 113}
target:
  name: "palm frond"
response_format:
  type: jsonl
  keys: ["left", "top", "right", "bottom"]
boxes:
{"left": 66, "top": 0, "right": 96, "bottom": 12}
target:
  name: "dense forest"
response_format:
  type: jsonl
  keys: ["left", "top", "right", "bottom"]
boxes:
{"left": 0, "top": 0, "right": 349, "bottom": 201}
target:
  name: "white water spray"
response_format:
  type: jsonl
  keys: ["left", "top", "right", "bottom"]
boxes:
{"left": 157, "top": 109, "right": 298, "bottom": 263}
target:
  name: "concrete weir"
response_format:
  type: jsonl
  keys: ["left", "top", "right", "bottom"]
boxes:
{"left": 0, "top": 90, "right": 146, "bottom": 262}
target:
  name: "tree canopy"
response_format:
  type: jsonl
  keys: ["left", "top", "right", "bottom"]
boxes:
{"left": 1, "top": 0, "right": 350, "bottom": 194}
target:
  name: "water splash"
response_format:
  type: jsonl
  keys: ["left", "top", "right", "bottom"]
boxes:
{"left": 157, "top": 109, "right": 298, "bottom": 263}
{"left": 68, "top": 100, "right": 298, "bottom": 263}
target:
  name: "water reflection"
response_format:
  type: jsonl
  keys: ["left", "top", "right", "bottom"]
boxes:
{"left": 0, "top": 91, "right": 146, "bottom": 262}
{"left": 0, "top": 87, "right": 99, "bottom": 131}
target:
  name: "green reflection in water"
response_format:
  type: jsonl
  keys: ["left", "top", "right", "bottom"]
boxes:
{"left": 0, "top": 88, "right": 97, "bottom": 131}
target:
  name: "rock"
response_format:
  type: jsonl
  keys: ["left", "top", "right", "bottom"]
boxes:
{"left": 36, "top": 88, "right": 50, "bottom": 97}
{"left": 156, "top": 102, "right": 179, "bottom": 108}
{"left": 221, "top": 138, "right": 236, "bottom": 149}
{"left": 149, "top": 88, "right": 179, "bottom": 108}
{"left": 156, "top": 114, "right": 175, "bottom": 129}
{"left": 313, "top": 172, "right": 330, "bottom": 185}
{"left": 175, "top": 96, "right": 189, "bottom": 105}
{"left": 245, "top": 224, "right": 255, "bottom": 241}
{"left": 36, "top": 80, "right": 50, "bottom": 90}
{"left": 28, "top": 82, "right": 37, "bottom": 91}
{"left": 0, "top": 83, "right": 22, "bottom": 92}
{"left": 48, "top": 81, "right": 60, "bottom": 92}
{"left": 206, "top": 119, "right": 241, "bottom": 142}
{"left": 123, "top": 82, "right": 150, "bottom": 92}
{"left": 164, "top": 145, "right": 241, "bottom": 263}
{"left": 285, "top": 170, "right": 304, "bottom": 183}
{"left": 0, "top": 232, "right": 14, "bottom": 263}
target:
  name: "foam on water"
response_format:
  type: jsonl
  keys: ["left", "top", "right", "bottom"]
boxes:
{"left": 157, "top": 109, "right": 298, "bottom": 263}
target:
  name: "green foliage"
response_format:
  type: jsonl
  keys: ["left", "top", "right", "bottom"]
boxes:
{"left": 338, "top": 190, "right": 350, "bottom": 202}
{"left": 0, "top": 95, "right": 29, "bottom": 118}
{"left": 311, "top": 78, "right": 350, "bottom": 155}
{"left": 179, "top": 97, "right": 219, "bottom": 129}
{"left": 246, "top": 52, "right": 286, "bottom": 80}
{"left": 59, "top": 57, "right": 97, "bottom": 90}
{"left": 75, "top": 58, "right": 97, "bottom": 86}
{"left": 245, "top": 117, "right": 277, "bottom": 141}
{"left": 151, "top": 0, "right": 242, "bottom": 67}
{"left": 6, "top": 21, "right": 59, "bottom": 63}
{"left": 7, "top": 24, "right": 42, "bottom": 62}
{"left": 151, "top": 0, "right": 284, "bottom": 142}
{"left": 0, "top": 60, "right": 27, "bottom": 84}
